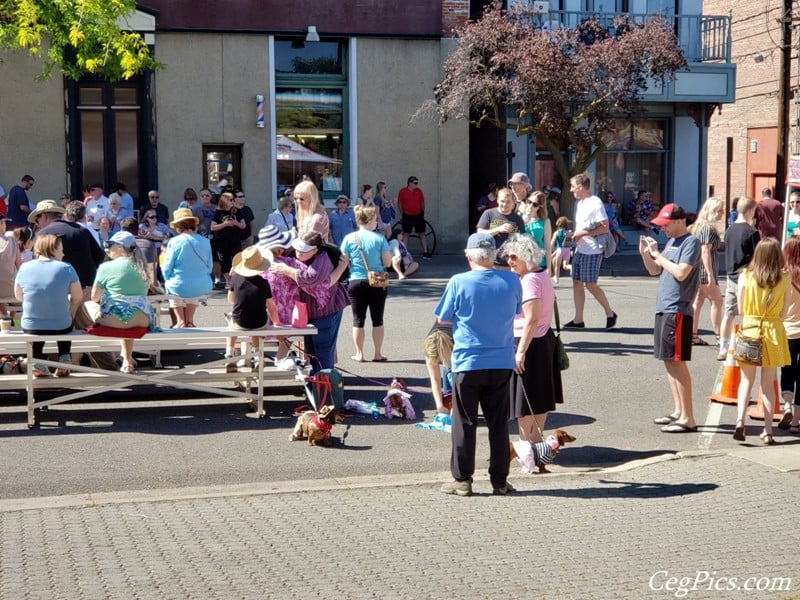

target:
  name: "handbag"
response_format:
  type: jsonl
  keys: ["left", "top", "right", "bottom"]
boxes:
{"left": 554, "top": 299, "right": 569, "bottom": 371}
{"left": 291, "top": 301, "right": 309, "bottom": 328}
{"left": 732, "top": 288, "right": 772, "bottom": 366}
{"left": 355, "top": 233, "right": 389, "bottom": 288}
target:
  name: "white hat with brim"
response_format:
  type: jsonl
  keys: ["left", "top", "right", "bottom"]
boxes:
{"left": 291, "top": 238, "right": 315, "bottom": 253}
{"left": 232, "top": 246, "right": 272, "bottom": 277}
{"left": 28, "top": 200, "right": 66, "bottom": 224}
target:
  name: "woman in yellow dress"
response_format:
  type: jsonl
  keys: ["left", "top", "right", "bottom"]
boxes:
{"left": 734, "top": 238, "right": 791, "bottom": 445}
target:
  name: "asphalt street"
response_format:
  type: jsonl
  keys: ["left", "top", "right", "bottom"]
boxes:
{"left": 0, "top": 249, "right": 798, "bottom": 599}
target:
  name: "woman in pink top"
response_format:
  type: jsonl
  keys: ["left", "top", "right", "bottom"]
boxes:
{"left": 503, "top": 234, "right": 562, "bottom": 443}
{"left": 293, "top": 180, "right": 330, "bottom": 242}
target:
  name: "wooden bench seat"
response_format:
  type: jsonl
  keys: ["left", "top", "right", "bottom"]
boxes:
{"left": 0, "top": 325, "right": 316, "bottom": 428}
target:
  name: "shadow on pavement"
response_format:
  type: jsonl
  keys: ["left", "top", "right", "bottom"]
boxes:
{"left": 565, "top": 340, "right": 653, "bottom": 356}
{"left": 556, "top": 445, "right": 675, "bottom": 468}
{"left": 513, "top": 479, "right": 717, "bottom": 499}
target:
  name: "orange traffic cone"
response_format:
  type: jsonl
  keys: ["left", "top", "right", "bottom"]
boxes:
{"left": 747, "top": 379, "right": 784, "bottom": 421}
{"left": 709, "top": 326, "right": 740, "bottom": 405}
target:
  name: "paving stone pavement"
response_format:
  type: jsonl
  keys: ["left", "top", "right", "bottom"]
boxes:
{"left": 1, "top": 451, "right": 798, "bottom": 600}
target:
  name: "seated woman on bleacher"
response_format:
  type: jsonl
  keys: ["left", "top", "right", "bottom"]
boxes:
{"left": 90, "top": 231, "right": 152, "bottom": 374}
{"left": 13, "top": 234, "right": 82, "bottom": 377}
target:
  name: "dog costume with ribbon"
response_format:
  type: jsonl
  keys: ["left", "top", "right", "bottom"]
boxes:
{"left": 512, "top": 435, "right": 561, "bottom": 475}
{"left": 383, "top": 388, "right": 415, "bottom": 420}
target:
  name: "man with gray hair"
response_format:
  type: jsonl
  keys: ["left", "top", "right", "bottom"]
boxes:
{"left": 508, "top": 172, "right": 531, "bottom": 205}
{"left": 435, "top": 232, "right": 522, "bottom": 497}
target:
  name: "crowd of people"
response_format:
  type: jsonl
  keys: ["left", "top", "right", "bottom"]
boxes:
{"left": 0, "top": 174, "right": 431, "bottom": 380}
{"left": 6, "top": 169, "right": 800, "bottom": 495}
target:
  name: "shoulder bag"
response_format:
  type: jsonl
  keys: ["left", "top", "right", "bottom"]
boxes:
{"left": 554, "top": 299, "right": 569, "bottom": 371}
{"left": 355, "top": 233, "right": 389, "bottom": 288}
{"left": 733, "top": 288, "right": 772, "bottom": 366}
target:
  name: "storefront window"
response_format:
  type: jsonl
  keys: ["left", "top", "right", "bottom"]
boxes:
{"left": 275, "top": 88, "right": 343, "bottom": 195}
{"left": 274, "top": 38, "right": 348, "bottom": 204}
{"left": 596, "top": 119, "right": 667, "bottom": 213}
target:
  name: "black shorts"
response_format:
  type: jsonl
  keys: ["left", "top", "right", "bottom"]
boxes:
{"left": 654, "top": 313, "right": 693, "bottom": 362}
{"left": 401, "top": 212, "right": 425, "bottom": 234}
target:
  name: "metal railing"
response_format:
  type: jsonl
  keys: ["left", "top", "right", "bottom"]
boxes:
{"left": 514, "top": 9, "right": 732, "bottom": 64}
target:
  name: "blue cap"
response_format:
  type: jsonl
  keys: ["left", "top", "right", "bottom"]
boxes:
{"left": 465, "top": 232, "right": 495, "bottom": 250}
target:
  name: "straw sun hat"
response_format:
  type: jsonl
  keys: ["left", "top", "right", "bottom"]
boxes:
{"left": 232, "top": 246, "right": 272, "bottom": 277}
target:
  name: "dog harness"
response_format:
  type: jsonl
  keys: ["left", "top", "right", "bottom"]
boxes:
{"left": 311, "top": 414, "right": 332, "bottom": 435}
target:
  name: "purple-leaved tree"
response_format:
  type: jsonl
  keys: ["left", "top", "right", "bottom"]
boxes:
{"left": 420, "top": 5, "right": 686, "bottom": 210}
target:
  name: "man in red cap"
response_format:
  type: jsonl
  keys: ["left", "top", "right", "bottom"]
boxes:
{"left": 639, "top": 204, "right": 700, "bottom": 433}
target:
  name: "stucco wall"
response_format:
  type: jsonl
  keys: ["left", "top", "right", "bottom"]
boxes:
{"left": 153, "top": 33, "right": 272, "bottom": 222}
{"left": 0, "top": 50, "right": 68, "bottom": 202}
{"left": 356, "top": 38, "right": 469, "bottom": 252}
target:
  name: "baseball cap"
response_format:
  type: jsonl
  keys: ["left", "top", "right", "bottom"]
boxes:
{"left": 549, "top": 186, "right": 561, "bottom": 194}
{"left": 650, "top": 203, "right": 687, "bottom": 227}
{"left": 108, "top": 231, "right": 136, "bottom": 249}
{"left": 465, "top": 232, "right": 496, "bottom": 250}
{"left": 508, "top": 172, "right": 530, "bottom": 185}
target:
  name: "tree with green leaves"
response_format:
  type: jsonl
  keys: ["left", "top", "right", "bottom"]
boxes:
{"left": 421, "top": 5, "right": 686, "bottom": 208}
{"left": 0, "top": 0, "right": 159, "bottom": 81}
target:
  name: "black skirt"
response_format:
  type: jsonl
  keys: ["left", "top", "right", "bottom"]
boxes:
{"left": 509, "top": 328, "right": 564, "bottom": 418}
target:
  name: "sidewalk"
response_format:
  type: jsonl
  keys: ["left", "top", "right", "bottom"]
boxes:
{"left": 0, "top": 445, "right": 797, "bottom": 599}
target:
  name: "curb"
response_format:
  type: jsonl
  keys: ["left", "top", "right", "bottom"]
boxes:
{"left": 3, "top": 447, "right": 787, "bottom": 514}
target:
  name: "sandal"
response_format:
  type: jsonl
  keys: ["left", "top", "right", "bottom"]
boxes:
{"left": 691, "top": 335, "right": 709, "bottom": 346}
{"left": 32, "top": 363, "right": 51, "bottom": 378}
{"left": 120, "top": 362, "right": 135, "bottom": 374}
{"left": 733, "top": 420, "right": 746, "bottom": 442}
{"left": 54, "top": 354, "right": 72, "bottom": 377}
{"left": 762, "top": 433, "right": 775, "bottom": 446}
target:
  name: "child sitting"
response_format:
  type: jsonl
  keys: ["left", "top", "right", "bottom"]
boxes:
{"left": 549, "top": 216, "right": 573, "bottom": 284}
{"left": 225, "top": 246, "right": 280, "bottom": 371}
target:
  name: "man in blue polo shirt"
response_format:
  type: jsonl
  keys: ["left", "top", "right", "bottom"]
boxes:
{"left": 435, "top": 232, "right": 522, "bottom": 497}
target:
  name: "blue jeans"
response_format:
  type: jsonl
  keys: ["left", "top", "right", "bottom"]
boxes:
{"left": 305, "top": 310, "right": 344, "bottom": 373}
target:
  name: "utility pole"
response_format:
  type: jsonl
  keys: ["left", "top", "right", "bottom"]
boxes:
{"left": 775, "top": 0, "right": 793, "bottom": 202}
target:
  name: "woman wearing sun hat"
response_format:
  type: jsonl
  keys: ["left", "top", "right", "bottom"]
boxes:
{"left": 224, "top": 246, "right": 280, "bottom": 368}
{"left": 90, "top": 231, "right": 152, "bottom": 373}
{"left": 162, "top": 208, "right": 213, "bottom": 328}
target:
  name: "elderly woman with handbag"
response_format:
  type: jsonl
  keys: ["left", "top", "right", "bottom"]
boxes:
{"left": 340, "top": 205, "right": 391, "bottom": 362}
{"left": 501, "top": 234, "right": 562, "bottom": 443}
{"left": 733, "top": 237, "right": 790, "bottom": 445}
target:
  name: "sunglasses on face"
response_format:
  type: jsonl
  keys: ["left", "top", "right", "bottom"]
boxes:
{"left": 529, "top": 202, "right": 540, "bottom": 208}
{"left": 236, "top": 195, "right": 245, "bottom": 199}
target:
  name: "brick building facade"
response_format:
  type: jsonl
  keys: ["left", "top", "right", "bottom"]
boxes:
{"left": 706, "top": 1, "right": 797, "bottom": 205}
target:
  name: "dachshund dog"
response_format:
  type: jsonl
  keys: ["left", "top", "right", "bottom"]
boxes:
{"left": 383, "top": 377, "right": 416, "bottom": 420}
{"left": 510, "top": 429, "right": 576, "bottom": 474}
{"left": 290, "top": 405, "right": 345, "bottom": 446}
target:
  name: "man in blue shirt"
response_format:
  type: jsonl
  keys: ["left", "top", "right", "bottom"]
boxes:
{"left": 7, "top": 174, "right": 34, "bottom": 229}
{"left": 435, "top": 232, "right": 522, "bottom": 496}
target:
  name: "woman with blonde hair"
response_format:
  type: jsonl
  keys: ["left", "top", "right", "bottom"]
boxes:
{"left": 294, "top": 180, "right": 330, "bottom": 242}
{"left": 689, "top": 197, "right": 725, "bottom": 346}
{"left": 733, "top": 238, "right": 790, "bottom": 445}
{"left": 210, "top": 192, "right": 245, "bottom": 289}
{"left": 14, "top": 234, "right": 82, "bottom": 377}
{"left": 340, "top": 205, "right": 391, "bottom": 362}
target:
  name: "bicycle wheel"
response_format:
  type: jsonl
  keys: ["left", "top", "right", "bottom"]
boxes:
{"left": 421, "top": 219, "right": 437, "bottom": 255}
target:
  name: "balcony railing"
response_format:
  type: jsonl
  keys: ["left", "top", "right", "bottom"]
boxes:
{"left": 517, "top": 10, "right": 732, "bottom": 64}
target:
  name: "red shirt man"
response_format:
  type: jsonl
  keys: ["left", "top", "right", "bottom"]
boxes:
{"left": 753, "top": 187, "right": 783, "bottom": 241}
{"left": 398, "top": 176, "right": 431, "bottom": 258}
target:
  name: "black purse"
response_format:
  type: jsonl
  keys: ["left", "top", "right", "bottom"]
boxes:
{"left": 554, "top": 300, "right": 569, "bottom": 371}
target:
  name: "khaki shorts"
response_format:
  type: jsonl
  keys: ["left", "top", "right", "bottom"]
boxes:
{"left": 724, "top": 277, "right": 739, "bottom": 316}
